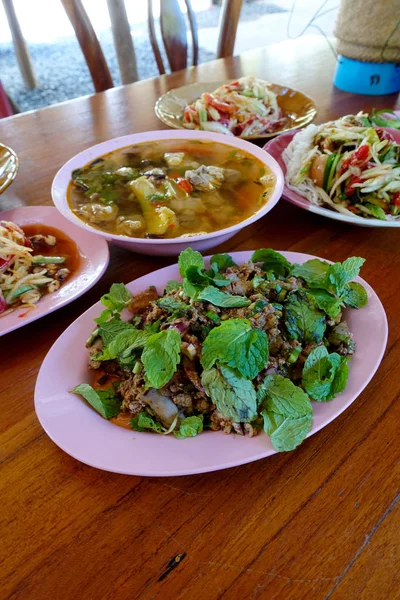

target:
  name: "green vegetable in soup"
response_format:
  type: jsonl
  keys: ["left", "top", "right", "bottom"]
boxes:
{"left": 68, "top": 139, "right": 276, "bottom": 240}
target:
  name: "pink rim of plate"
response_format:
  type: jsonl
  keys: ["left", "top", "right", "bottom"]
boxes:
{"left": 34, "top": 250, "right": 388, "bottom": 477}
{"left": 0, "top": 206, "right": 110, "bottom": 336}
{"left": 264, "top": 127, "right": 400, "bottom": 228}
{"left": 51, "top": 129, "right": 284, "bottom": 246}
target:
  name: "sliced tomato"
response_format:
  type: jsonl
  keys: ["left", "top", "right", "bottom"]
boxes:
{"left": 393, "top": 192, "right": 400, "bottom": 207}
{"left": 0, "top": 256, "right": 13, "bottom": 273}
{"left": 345, "top": 175, "right": 363, "bottom": 197}
{"left": 203, "top": 93, "right": 235, "bottom": 115}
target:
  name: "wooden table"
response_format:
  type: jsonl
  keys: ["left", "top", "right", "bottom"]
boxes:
{"left": 1, "top": 37, "right": 399, "bottom": 600}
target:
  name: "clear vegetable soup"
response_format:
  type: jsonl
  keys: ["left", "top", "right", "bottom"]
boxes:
{"left": 67, "top": 140, "right": 276, "bottom": 239}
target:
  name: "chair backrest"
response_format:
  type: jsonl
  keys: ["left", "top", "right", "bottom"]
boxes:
{"left": 61, "top": 0, "right": 243, "bottom": 92}
{"left": 148, "top": 0, "right": 199, "bottom": 75}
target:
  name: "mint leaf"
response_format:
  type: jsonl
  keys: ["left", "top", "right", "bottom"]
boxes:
{"left": 257, "top": 374, "right": 312, "bottom": 418}
{"left": 284, "top": 291, "right": 326, "bottom": 344}
{"left": 291, "top": 259, "right": 330, "bottom": 287}
{"left": 97, "top": 328, "right": 148, "bottom": 361}
{"left": 174, "top": 415, "right": 204, "bottom": 439}
{"left": 142, "top": 329, "right": 181, "bottom": 388}
{"left": 98, "top": 318, "right": 134, "bottom": 346}
{"left": 101, "top": 283, "right": 132, "bottom": 312}
{"left": 183, "top": 278, "right": 200, "bottom": 299}
{"left": 327, "top": 257, "right": 365, "bottom": 297}
{"left": 258, "top": 374, "right": 312, "bottom": 452}
{"left": 165, "top": 280, "right": 182, "bottom": 293}
{"left": 342, "top": 281, "right": 368, "bottom": 309}
{"left": 201, "top": 318, "right": 268, "bottom": 379}
{"left": 263, "top": 413, "right": 313, "bottom": 452}
{"left": 94, "top": 309, "right": 113, "bottom": 325}
{"left": 156, "top": 297, "right": 190, "bottom": 314}
{"left": 178, "top": 247, "right": 204, "bottom": 277}
{"left": 251, "top": 248, "right": 292, "bottom": 277}
{"left": 210, "top": 253, "right": 237, "bottom": 273}
{"left": 186, "top": 265, "right": 228, "bottom": 289}
{"left": 262, "top": 411, "right": 285, "bottom": 436}
{"left": 130, "top": 411, "right": 163, "bottom": 433}
{"left": 201, "top": 366, "right": 257, "bottom": 422}
{"left": 302, "top": 346, "right": 349, "bottom": 401}
{"left": 70, "top": 384, "right": 121, "bottom": 419}
{"left": 306, "top": 288, "right": 342, "bottom": 319}
{"left": 198, "top": 286, "right": 251, "bottom": 308}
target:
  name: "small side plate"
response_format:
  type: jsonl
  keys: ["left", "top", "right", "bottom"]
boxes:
{"left": 0, "top": 205, "right": 109, "bottom": 336}
{"left": 155, "top": 80, "right": 317, "bottom": 140}
{"left": 0, "top": 143, "right": 18, "bottom": 195}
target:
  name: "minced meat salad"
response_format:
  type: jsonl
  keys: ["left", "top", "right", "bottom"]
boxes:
{"left": 71, "top": 248, "right": 368, "bottom": 452}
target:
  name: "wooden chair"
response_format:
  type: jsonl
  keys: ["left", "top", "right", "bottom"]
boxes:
{"left": 61, "top": 0, "right": 243, "bottom": 93}
{"left": 148, "top": 0, "right": 243, "bottom": 74}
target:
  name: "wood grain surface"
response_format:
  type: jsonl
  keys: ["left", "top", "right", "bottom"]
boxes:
{"left": 1, "top": 37, "right": 399, "bottom": 600}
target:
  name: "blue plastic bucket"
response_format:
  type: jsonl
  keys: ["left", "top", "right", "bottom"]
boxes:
{"left": 334, "top": 55, "right": 400, "bottom": 95}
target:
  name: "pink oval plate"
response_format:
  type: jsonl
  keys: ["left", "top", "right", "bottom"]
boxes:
{"left": 0, "top": 206, "right": 109, "bottom": 336}
{"left": 264, "top": 128, "right": 400, "bottom": 228}
{"left": 34, "top": 251, "right": 387, "bottom": 477}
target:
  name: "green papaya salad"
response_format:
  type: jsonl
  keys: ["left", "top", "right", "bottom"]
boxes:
{"left": 283, "top": 112, "right": 400, "bottom": 220}
{"left": 71, "top": 248, "right": 368, "bottom": 453}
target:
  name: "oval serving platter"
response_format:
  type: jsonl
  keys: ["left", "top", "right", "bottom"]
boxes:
{"left": 155, "top": 80, "right": 317, "bottom": 140}
{"left": 0, "top": 206, "right": 109, "bottom": 336}
{"left": 264, "top": 128, "right": 400, "bottom": 228}
{"left": 34, "top": 251, "right": 387, "bottom": 477}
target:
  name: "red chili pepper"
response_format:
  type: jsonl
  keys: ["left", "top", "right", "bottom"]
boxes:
{"left": 183, "top": 107, "right": 191, "bottom": 123}
{"left": 393, "top": 192, "right": 400, "bottom": 207}
{"left": 176, "top": 178, "right": 194, "bottom": 194}
{"left": 0, "top": 289, "right": 6, "bottom": 313}
{"left": 341, "top": 145, "right": 370, "bottom": 174}
{"left": 345, "top": 175, "right": 364, "bottom": 197}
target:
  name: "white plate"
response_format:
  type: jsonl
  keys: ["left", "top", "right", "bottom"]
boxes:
{"left": 0, "top": 206, "right": 109, "bottom": 336}
{"left": 264, "top": 128, "right": 400, "bottom": 228}
{"left": 34, "top": 251, "right": 387, "bottom": 476}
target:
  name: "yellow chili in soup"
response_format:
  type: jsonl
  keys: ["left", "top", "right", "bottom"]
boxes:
{"left": 67, "top": 139, "right": 275, "bottom": 239}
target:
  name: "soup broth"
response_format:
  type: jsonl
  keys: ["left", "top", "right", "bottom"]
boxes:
{"left": 67, "top": 139, "right": 276, "bottom": 239}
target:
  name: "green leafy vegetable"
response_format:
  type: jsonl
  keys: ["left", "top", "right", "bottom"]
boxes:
{"left": 284, "top": 292, "right": 326, "bottom": 344}
{"left": 70, "top": 384, "right": 121, "bottom": 419}
{"left": 202, "top": 366, "right": 257, "bottom": 423}
{"left": 258, "top": 374, "right": 312, "bottom": 419}
{"left": 197, "top": 286, "right": 251, "bottom": 308}
{"left": 141, "top": 329, "right": 181, "bottom": 388}
{"left": 264, "top": 413, "right": 313, "bottom": 452}
{"left": 210, "top": 253, "right": 237, "bottom": 273}
{"left": 251, "top": 248, "right": 292, "bottom": 277}
{"left": 96, "top": 328, "right": 149, "bottom": 361}
{"left": 257, "top": 374, "right": 313, "bottom": 452}
{"left": 98, "top": 318, "right": 134, "bottom": 346}
{"left": 174, "top": 415, "right": 204, "bottom": 439}
{"left": 306, "top": 288, "right": 342, "bottom": 319}
{"left": 100, "top": 283, "right": 132, "bottom": 312}
{"left": 342, "top": 282, "right": 369, "bottom": 309}
{"left": 292, "top": 257, "right": 368, "bottom": 315}
{"left": 327, "top": 257, "right": 365, "bottom": 297}
{"left": 94, "top": 309, "right": 114, "bottom": 325}
{"left": 130, "top": 411, "right": 163, "bottom": 433}
{"left": 302, "top": 346, "right": 349, "bottom": 401}
{"left": 201, "top": 318, "right": 268, "bottom": 379}
{"left": 178, "top": 247, "right": 204, "bottom": 277}
{"left": 165, "top": 280, "right": 182, "bottom": 293}
{"left": 156, "top": 297, "right": 190, "bottom": 314}
{"left": 291, "top": 259, "right": 330, "bottom": 288}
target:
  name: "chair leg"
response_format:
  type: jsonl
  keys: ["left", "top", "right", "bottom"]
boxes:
{"left": 1, "top": 0, "right": 37, "bottom": 89}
